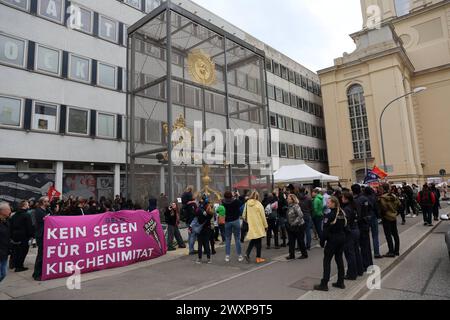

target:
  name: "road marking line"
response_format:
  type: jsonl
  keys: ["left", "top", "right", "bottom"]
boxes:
{"left": 170, "top": 261, "right": 278, "bottom": 300}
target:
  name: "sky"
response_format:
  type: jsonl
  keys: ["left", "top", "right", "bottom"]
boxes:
{"left": 191, "top": 0, "right": 363, "bottom": 72}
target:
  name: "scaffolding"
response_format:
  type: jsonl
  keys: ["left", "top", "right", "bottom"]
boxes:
{"left": 126, "top": 0, "right": 274, "bottom": 204}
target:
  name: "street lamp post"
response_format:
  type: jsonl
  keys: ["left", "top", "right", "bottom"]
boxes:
{"left": 379, "top": 87, "right": 427, "bottom": 173}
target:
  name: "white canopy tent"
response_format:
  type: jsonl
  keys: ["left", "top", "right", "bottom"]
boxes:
{"left": 274, "top": 164, "right": 339, "bottom": 184}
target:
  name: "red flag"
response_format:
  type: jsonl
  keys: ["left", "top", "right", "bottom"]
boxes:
{"left": 48, "top": 186, "right": 61, "bottom": 202}
{"left": 372, "top": 166, "right": 388, "bottom": 179}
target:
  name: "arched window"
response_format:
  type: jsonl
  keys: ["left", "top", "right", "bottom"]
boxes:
{"left": 347, "top": 84, "right": 371, "bottom": 160}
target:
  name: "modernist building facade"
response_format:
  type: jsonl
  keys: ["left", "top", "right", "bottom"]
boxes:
{"left": 318, "top": 0, "right": 450, "bottom": 185}
{"left": 0, "top": 0, "right": 326, "bottom": 204}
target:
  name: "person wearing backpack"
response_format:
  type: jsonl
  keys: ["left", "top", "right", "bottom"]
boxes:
{"left": 417, "top": 184, "right": 436, "bottom": 226}
{"left": 214, "top": 202, "right": 226, "bottom": 244}
{"left": 194, "top": 194, "right": 214, "bottom": 264}
{"left": 378, "top": 184, "right": 401, "bottom": 257}
{"left": 285, "top": 194, "right": 308, "bottom": 260}
{"left": 265, "top": 192, "right": 280, "bottom": 250}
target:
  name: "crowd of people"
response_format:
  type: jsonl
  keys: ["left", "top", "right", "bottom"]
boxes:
{"left": 0, "top": 181, "right": 446, "bottom": 290}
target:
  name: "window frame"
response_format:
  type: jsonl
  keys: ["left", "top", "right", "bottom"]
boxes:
{"left": 0, "top": 32, "right": 27, "bottom": 68}
{"left": 32, "top": 100, "right": 59, "bottom": 133}
{"left": 97, "top": 111, "right": 116, "bottom": 139}
{"left": 269, "top": 112, "right": 277, "bottom": 128}
{"left": 37, "top": 0, "right": 64, "bottom": 24}
{"left": 35, "top": 43, "right": 62, "bottom": 76}
{"left": 0, "top": 95, "right": 23, "bottom": 128}
{"left": 279, "top": 143, "right": 287, "bottom": 158}
{"left": 123, "top": 0, "right": 141, "bottom": 10}
{"left": 97, "top": 61, "right": 117, "bottom": 90}
{"left": 69, "top": 3, "right": 94, "bottom": 35}
{"left": 66, "top": 106, "right": 90, "bottom": 136}
{"left": 0, "top": 0, "right": 30, "bottom": 11}
{"left": 68, "top": 53, "right": 91, "bottom": 84}
{"left": 98, "top": 14, "right": 119, "bottom": 43}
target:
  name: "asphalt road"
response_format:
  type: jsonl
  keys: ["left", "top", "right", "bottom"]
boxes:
{"left": 17, "top": 212, "right": 444, "bottom": 300}
{"left": 362, "top": 221, "right": 450, "bottom": 300}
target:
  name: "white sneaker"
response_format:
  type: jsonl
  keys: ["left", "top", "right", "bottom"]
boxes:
{"left": 207, "top": 258, "right": 212, "bottom": 264}
{"left": 238, "top": 255, "right": 244, "bottom": 262}
{"left": 195, "top": 258, "right": 202, "bottom": 264}
{"left": 412, "top": 215, "right": 418, "bottom": 218}
{"left": 406, "top": 214, "right": 412, "bottom": 218}
{"left": 225, "top": 255, "right": 230, "bottom": 262}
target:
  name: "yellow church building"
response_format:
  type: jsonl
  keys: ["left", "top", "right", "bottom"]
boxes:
{"left": 318, "top": 0, "right": 450, "bottom": 185}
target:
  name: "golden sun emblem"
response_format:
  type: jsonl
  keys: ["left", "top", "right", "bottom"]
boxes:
{"left": 187, "top": 49, "right": 216, "bottom": 86}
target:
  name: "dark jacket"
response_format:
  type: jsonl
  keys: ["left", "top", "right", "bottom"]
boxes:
{"left": 34, "top": 207, "right": 50, "bottom": 240}
{"left": 164, "top": 207, "right": 178, "bottom": 226}
{"left": 222, "top": 198, "right": 241, "bottom": 222}
{"left": 9, "top": 209, "right": 34, "bottom": 243}
{"left": 298, "top": 193, "right": 313, "bottom": 220}
{"left": 195, "top": 203, "right": 213, "bottom": 231}
{"left": 322, "top": 208, "right": 347, "bottom": 246}
{"left": 378, "top": 193, "right": 401, "bottom": 222}
{"left": 0, "top": 219, "right": 10, "bottom": 260}
{"left": 72, "top": 207, "right": 86, "bottom": 216}
{"left": 354, "top": 194, "right": 371, "bottom": 231}
{"left": 277, "top": 193, "right": 288, "bottom": 219}
{"left": 342, "top": 203, "right": 358, "bottom": 229}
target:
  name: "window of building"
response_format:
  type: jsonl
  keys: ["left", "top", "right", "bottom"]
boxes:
{"left": 1, "top": 0, "right": 29, "bottom": 11}
{"left": 277, "top": 115, "right": 285, "bottom": 130}
{"left": 99, "top": 15, "right": 118, "bottom": 42}
{"left": 98, "top": 62, "right": 116, "bottom": 89}
{"left": 69, "top": 5, "right": 93, "bottom": 34}
{"left": 248, "top": 76, "right": 258, "bottom": 93}
{"left": 273, "top": 62, "right": 280, "bottom": 76}
{"left": 280, "top": 143, "right": 287, "bottom": 158}
{"left": 67, "top": 107, "right": 89, "bottom": 135}
{"left": 239, "top": 104, "right": 249, "bottom": 121}
{"left": 299, "top": 121, "right": 306, "bottom": 135}
{"left": 348, "top": 84, "right": 371, "bottom": 159}
{"left": 302, "top": 146, "right": 308, "bottom": 160}
{"left": 124, "top": 0, "right": 141, "bottom": 10}
{"left": 38, "top": 0, "right": 63, "bottom": 23}
{"left": 265, "top": 59, "right": 273, "bottom": 73}
{"left": 0, "top": 34, "right": 26, "bottom": 67}
{"left": 308, "top": 147, "right": 314, "bottom": 160}
{"left": 229, "top": 99, "right": 238, "bottom": 119}
{"left": 237, "top": 71, "right": 247, "bottom": 89}
{"left": 275, "top": 87, "right": 283, "bottom": 103}
{"left": 69, "top": 54, "right": 90, "bottom": 83}
{"left": 295, "top": 145, "right": 301, "bottom": 159}
{"left": 205, "top": 91, "right": 213, "bottom": 112}
{"left": 145, "top": 119, "right": 161, "bottom": 143}
{"left": 145, "top": 0, "right": 162, "bottom": 13}
{"left": 227, "top": 70, "right": 237, "bottom": 86}
{"left": 288, "top": 70, "right": 295, "bottom": 83}
{"left": 97, "top": 112, "right": 115, "bottom": 138}
{"left": 285, "top": 117, "right": 293, "bottom": 132}
{"left": 269, "top": 113, "right": 277, "bottom": 127}
{"left": 312, "top": 125, "right": 317, "bottom": 137}
{"left": 306, "top": 123, "right": 312, "bottom": 136}
{"left": 36, "top": 44, "right": 60, "bottom": 75}
{"left": 293, "top": 119, "right": 300, "bottom": 134}
{"left": 214, "top": 94, "right": 225, "bottom": 114}
{"left": 290, "top": 94, "right": 297, "bottom": 108}
{"left": 281, "top": 65, "right": 288, "bottom": 80}
{"left": 267, "top": 84, "right": 275, "bottom": 100}
{"left": 33, "top": 102, "right": 58, "bottom": 132}
{"left": 185, "top": 85, "right": 202, "bottom": 109}
{"left": 288, "top": 144, "right": 294, "bottom": 159}
{"left": 395, "top": 0, "right": 410, "bottom": 17}
{"left": 315, "top": 149, "right": 320, "bottom": 161}
{"left": 283, "top": 90, "right": 290, "bottom": 105}
{"left": 249, "top": 108, "right": 259, "bottom": 123}
{"left": 295, "top": 72, "right": 301, "bottom": 86}
{"left": 0, "top": 95, "right": 22, "bottom": 127}
{"left": 301, "top": 75, "right": 307, "bottom": 88}
{"left": 297, "top": 98, "right": 303, "bottom": 110}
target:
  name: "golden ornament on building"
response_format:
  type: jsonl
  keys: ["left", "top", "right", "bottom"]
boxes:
{"left": 187, "top": 49, "right": 216, "bottom": 86}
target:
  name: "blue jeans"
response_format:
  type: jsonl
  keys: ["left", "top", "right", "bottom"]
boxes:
{"left": 0, "top": 258, "right": 7, "bottom": 283}
{"left": 188, "top": 229, "right": 197, "bottom": 254}
{"left": 312, "top": 216, "right": 323, "bottom": 241}
{"left": 304, "top": 216, "right": 312, "bottom": 249}
{"left": 370, "top": 214, "right": 380, "bottom": 256}
{"left": 225, "top": 219, "right": 242, "bottom": 256}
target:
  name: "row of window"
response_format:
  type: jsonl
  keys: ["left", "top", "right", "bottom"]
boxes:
{"left": 0, "top": 94, "right": 122, "bottom": 139}
{"left": 121, "top": 0, "right": 162, "bottom": 13}
{"left": 266, "top": 58, "right": 321, "bottom": 97}
{"left": 0, "top": 32, "right": 124, "bottom": 91}
{"left": 267, "top": 84, "right": 323, "bottom": 118}
{"left": 278, "top": 143, "right": 328, "bottom": 162}
{"left": 270, "top": 113, "right": 326, "bottom": 140}
{"left": 0, "top": 0, "right": 130, "bottom": 46}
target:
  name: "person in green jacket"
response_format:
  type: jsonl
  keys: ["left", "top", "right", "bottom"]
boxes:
{"left": 215, "top": 203, "right": 226, "bottom": 244}
{"left": 312, "top": 188, "right": 324, "bottom": 242}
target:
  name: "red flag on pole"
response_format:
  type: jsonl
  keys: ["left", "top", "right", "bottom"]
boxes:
{"left": 372, "top": 166, "right": 388, "bottom": 179}
{"left": 48, "top": 185, "right": 61, "bottom": 202}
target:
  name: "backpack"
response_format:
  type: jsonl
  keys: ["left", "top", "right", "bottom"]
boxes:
{"left": 265, "top": 203, "right": 278, "bottom": 220}
{"left": 419, "top": 191, "right": 433, "bottom": 207}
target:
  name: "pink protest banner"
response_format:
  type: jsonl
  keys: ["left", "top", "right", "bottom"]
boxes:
{"left": 41, "top": 210, "right": 167, "bottom": 281}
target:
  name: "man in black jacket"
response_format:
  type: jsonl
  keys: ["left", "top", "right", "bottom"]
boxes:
{"left": 10, "top": 200, "right": 34, "bottom": 272}
{"left": 298, "top": 188, "right": 313, "bottom": 250}
{"left": 351, "top": 184, "right": 373, "bottom": 271}
{"left": 0, "top": 202, "right": 12, "bottom": 282}
{"left": 32, "top": 196, "right": 51, "bottom": 281}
